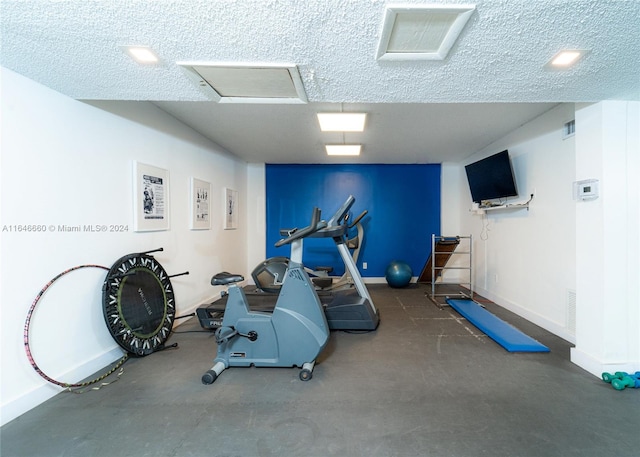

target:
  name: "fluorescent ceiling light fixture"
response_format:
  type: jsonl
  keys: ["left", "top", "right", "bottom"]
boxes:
{"left": 122, "top": 46, "right": 159, "bottom": 64}
{"left": 546, "top": 50, "right": 589, "bottom": 68}
{"left": 377, "top": 4, "right": 476, "bottom": 61}
{"left": 317, "top": 113, "right": 367, "bottom": 132}
{"left": 177, "top": 62, "right": 308, "bottom": 104}
{"left": 326, "top": 145, "right": 362, "bottom": 156}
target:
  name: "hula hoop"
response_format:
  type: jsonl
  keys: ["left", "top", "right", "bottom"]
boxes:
{"left": 24, "top": 265, "right": 129, "bottom": 390}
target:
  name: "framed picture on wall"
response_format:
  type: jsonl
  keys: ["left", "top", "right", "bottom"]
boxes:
{"left": 223, "top": 187, "right": 238, "bottom": 230}
{"left": 133, "top": 161, "right": 170, "bottom": 232}
{"left": 190, "top": 178, "right": 211, "bottom": 230}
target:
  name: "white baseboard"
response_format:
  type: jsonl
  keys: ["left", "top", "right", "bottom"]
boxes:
{"left": 1, "top": 346, "right": 124, "bottom": 427}
{"left": 570, "top": 347, "right": 639, "bottom": 378}
{"left": 472, "top": 286, "right": 576, "bottom": 344}
{"left": 363, "top": 276, "right": 389, "bottom": 284}
{"left": 175, "top": 294, "right": 221, "bottom": 327}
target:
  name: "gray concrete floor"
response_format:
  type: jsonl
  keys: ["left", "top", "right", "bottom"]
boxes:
{"left": 2, "top": 284, "right": 639, "bottom": 457}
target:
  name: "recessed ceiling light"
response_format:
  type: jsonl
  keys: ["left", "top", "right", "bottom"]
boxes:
{"left": 122, "top": 46, "right": 159, "bottom": 64}
{"left": 317, "top": 113, "right": 367, "bottom": 132}
{"left": 377, "top": 4, "right": 476, "bottom": 61}
{"left": 546, "top": 50, "right": 589, "bottom": 68}
{"left": 326, "top": 145, "right": 362, "bottom": 156}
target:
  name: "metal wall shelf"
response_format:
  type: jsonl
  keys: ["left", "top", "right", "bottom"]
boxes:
{"left": 471, "top": 194, "right": 534, "bottom": 213}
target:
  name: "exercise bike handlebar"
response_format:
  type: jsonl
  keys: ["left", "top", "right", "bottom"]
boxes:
{"left": 274, "top": 207, "right": 327, "bottom": 248}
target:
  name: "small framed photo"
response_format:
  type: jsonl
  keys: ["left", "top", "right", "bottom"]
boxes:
{"left": 223, "top": 187, "right": 238, "bottom": 230}
{"left": 133, "top": 161, "right": 170, "bottom": 232}
{"left": 190, "top": 178, "right": 211, "bottom": 230}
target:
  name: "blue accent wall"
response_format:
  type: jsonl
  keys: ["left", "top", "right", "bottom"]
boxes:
{"left": 265, "top": 164, "right": 441, "bottom": 278}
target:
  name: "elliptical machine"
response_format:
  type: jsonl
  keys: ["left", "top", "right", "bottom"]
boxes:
{"left": 251, "top": 207, "right": 367, "bottom": 293}
{"left": 250, "top": 195, "right": 379, "bottom": 331}
{"left": 201, "top": 207, "right": 330, "bottom": 385}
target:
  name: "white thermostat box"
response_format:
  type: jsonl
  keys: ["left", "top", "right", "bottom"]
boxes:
{"left": 573, "top": 179, "right": 599, "bottom": 201}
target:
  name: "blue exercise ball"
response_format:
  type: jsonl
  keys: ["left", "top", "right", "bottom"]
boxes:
{"left": 385, "top": 260, "right": 413, "bottom": 288}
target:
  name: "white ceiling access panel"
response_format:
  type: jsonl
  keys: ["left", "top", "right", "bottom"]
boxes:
{"left": 178, "top": 62, "right": 308, "bottom": 104}
{"left": 377, "top": 4, "right": 476, "bottom": 61}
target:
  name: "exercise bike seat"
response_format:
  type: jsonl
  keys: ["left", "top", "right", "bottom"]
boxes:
{"left": 211, "top": 272, "right": 245, "bottom": 286}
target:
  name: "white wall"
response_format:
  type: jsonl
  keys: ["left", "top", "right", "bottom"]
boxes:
{"left": 0, "top": 67, "right": 250, "bottom": 425}
{"left": 245, "top": 163, "right": 266, "bottom": 284}
{"left": 571, "top": 101, "right": 640, "bottom": 376}
{"left": 442, "top": 103, "right": 578, "bottom": 341}
{"left": 443, "top": 101, "right": 640, "bottom": 378}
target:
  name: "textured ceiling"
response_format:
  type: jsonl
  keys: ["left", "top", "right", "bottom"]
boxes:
{"left": 2, "top": 0, "right": 639, "bottom": 163}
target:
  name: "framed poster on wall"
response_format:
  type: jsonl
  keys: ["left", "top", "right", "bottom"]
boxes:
{"left": 190, "top": 178, "right": 211, "bottom": 230}
{"left": 223, "top": 187, "right": 238, "bottom": 230}
{"left": 133, "top": 161, "right": 170, "bottom": 232}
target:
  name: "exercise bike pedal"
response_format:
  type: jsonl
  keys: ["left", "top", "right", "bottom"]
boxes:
{"left": 215, "top": 326, "right": 239, "bottom": 344}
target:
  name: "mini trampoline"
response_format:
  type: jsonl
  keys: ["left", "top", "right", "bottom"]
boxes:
{"left": 102, "top": 251, "right": 176, "bottom": 356}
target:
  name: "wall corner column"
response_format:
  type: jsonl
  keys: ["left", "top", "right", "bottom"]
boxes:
{"left": 571, "top": 101, "right": 640, "bottom": 377}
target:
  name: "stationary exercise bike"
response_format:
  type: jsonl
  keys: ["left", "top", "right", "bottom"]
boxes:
{"left": 201, "top": 207, "right": 330, "bottom": 385}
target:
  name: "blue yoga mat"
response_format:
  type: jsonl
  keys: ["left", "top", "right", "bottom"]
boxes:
{"left": 446, "top": 299, "right": 550, "bottom": 353}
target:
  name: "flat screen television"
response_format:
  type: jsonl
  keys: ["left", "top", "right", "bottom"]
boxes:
{"left": 464, "top": 150, "right": 518, "bottom": 204}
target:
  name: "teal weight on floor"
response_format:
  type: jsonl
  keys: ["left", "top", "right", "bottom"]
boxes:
{"left": 385, "top": 260, "right": 413, "bottom": 288}
{"left": 601, "top": 371, "right": 640, "bottom": 390}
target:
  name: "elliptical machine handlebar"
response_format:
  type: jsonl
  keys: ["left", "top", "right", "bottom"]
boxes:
{"left": 349, "top": 210, "right": 368, "bottom": 229}
{"left": 274, "top": 207, "right": 327, "bottom": 248}
{"left": 327, "top": 195, "right": 355, "bottom": 227}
